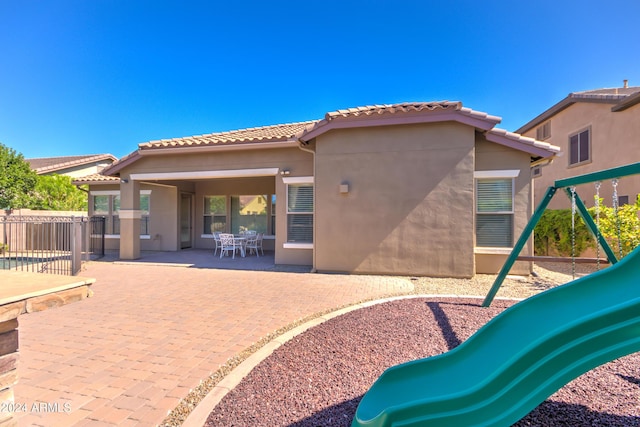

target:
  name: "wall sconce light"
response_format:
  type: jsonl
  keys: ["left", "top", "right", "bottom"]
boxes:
{"left": 280, "top": 169, "right": 291, "bottom": 176}
{"left": 339, "top": 182, "right": 350, "bottom": 194}
{"left": 120, "top": 178, "right": 129, "bottom": 184}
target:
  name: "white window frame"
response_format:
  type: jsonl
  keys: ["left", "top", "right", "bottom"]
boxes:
{"left": 283, "top": 176, "right": 314, "bottom": 249}
{"left": 474, "top": 170, "right": 518, "bottom": 249}
{"left": 90, "top": 190, "right": 151, "bottom": 238}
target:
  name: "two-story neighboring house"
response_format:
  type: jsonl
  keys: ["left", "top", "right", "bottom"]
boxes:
{"left": 517, "top": 81, "right": 640, "bottom": 210}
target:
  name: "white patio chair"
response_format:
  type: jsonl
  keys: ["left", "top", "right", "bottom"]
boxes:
{"left": 245, "top": 233, "right": 260, "bottom": 257}
{"left": 212, "top": 231, "right": 222, "bottom": 256}
{"left": 255, "top": 233, "right": 264, "bottom": 256}
{"left": 219, "top": 233, "right": 244, "bottom": 259}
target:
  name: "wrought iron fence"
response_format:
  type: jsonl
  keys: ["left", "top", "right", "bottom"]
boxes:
{"left": 0, "top": 215, "right": 105, "bottom": 276}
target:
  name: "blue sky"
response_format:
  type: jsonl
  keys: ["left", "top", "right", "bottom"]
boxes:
{"left": 1, "top": 0, "right": 639, "bottom": 160}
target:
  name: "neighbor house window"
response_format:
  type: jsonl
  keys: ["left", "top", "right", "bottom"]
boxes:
{"left": 286, "top": 182, "right": 314, "bottom": 243}
{"left": 204, "top": 196, "right": 227, "bottom": 234}
{"left": 476, "top": 177, "right": 514, "bottom": 247}
{"left": 569, "top": 128, "right": 590, "bottom": 166}
{"left": 536, "top": 121, "right": 551, "bottom": 140}
{"left": 91, "top": 191, "right": 150, "bottom": 236}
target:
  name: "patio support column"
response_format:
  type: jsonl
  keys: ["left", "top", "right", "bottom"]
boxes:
{"left": 119, "top": 177, "right": 141, "bottom": 260}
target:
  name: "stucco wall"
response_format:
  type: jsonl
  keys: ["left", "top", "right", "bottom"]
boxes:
{"left": 313, "top": 122, "right": 476, "bottom": 277}
{"left": 88, "top": 183, "right": 178, "bottom": 252}
{"left": 474, "top": 137, "right": 533, "bottom": 275}
{"left": 523, "top": 102, "right": 640, "bottom": 209}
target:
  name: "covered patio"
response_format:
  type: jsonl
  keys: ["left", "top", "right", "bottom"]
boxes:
{"left": 104, "top": 248, "right": 312, "bottom": 272}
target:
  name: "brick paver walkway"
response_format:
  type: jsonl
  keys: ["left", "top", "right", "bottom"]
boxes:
{"left": 14, "top": 256, "right": 412, "bottom": 426}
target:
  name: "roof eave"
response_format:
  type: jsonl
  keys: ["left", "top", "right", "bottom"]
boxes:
{"left": 611, "top": 91, "right": 640, "bottom": 112}
{"left": 485, "top": 129, "right": 560, "bottom": 159}
{"left": 516, "top": 93, "right": 629, "bottom": 134}
{"left": 299, "top": 111, "right": 501, "bottom": 142}
{"left": 102, "top": 140, "right": 300, "bottom": 176}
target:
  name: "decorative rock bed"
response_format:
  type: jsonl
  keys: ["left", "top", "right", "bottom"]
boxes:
{"left": 205, "top": 297, "right": 640, "bottom": 426}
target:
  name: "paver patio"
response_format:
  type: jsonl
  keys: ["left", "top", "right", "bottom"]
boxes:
{"left": 13, "top": 251, "right": 413, "bottom": 426}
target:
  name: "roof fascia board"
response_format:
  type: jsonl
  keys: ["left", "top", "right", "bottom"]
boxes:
{"left": 300, "top": 112, "right": 498, "bottom": 142}
{"left": 102, "top": 140, "right": 299, "bottom": 176}
{"left": 516, "top": 94, "right": 626, "bottom": 134}
{"left": 129, "top": 168, "right": 280, "bottom": 181}
{"left": 612, "top": 91, "right": 640, "bottom": 112}
{"left": 485, "top": 131, "right": 559, "bottom": 158}
{"left": 100, "top": 152, "right": 141, "bottom": 176}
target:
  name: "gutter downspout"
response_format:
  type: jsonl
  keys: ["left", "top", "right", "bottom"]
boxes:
{"left": 297, "top": 140, "right": 317, "bottom": 273}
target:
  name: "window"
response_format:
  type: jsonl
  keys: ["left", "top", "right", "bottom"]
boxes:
{"left": 287, "top": 184, "right": 314, "bottom": 243}
{"left": 536, "top": 121, "right": 551, "bottom": 140}
{"left": 204, "top": 194, "right": 275, "bottom": 235}
{"left": 92, "top": 194, "right": 119, "bottom": 234}
{"left": 91, "top": 191, "right": 150, "bottom": 236}
{"left": 618, "top": 195, "right": 629, "bottom": 206}
{"left": 271, "top": 195, "right": 276, "bottom": 235}
{"left": 140, "top": 194, "right": 150, "bottom": 235}
{"left": 231, "top": 195, "right": 269, "bottom": 234}
{"left": 569, "top": 128, "right": 590, "bottom": 165}
{"left": 204, "top": 196, "right": 227, "bottom": 234}
{"left": 476, "top": 178, "right": 514, "bottom": 247}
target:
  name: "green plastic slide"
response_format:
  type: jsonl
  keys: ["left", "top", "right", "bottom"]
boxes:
{"left": 352, "top": 244, "right": 640, "bottom": 426}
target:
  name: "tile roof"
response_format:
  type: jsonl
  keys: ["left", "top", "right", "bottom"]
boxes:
{"left": 486, "top": 128, "right": 561, "bottom": 158}
{"left": 322, "top": 101, "right": 501, "bottom": 123}
{"left": 26, "top": 154, "right": 117, "bottom": 174}
{"left": 300, "top": 101, "right": 502, "bottom": 142}
{"left": 325, "top": 102, "right": 461, "bottom": 118}
{"left": 138, "top": 121, "right": 317, "bottom": 151}
{"left": 101, "top": 101, "right": 555, "bottom": 178}
{"left": 72, "top": 173, "right": 121, "bottom": 184}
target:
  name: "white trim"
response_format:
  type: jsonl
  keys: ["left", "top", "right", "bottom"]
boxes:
{"left": 90, "top": 190, "right": 120, "bottom": 196}
{"left": 283, "top": 243, "right": 314, "bottom": 249}
{"left": 474, "top": 170, "right": 520, "bottom": 179}
{"left": 90, "top": 190, "right": 152, "bottom": 195}
{"left": 201, "top": 234, "right": 275, "bottom": 239}
{"left": 130, "top": 168, "right": 280, "bottom": 181}
{"left": 474, "top": 247, "right": 514, "bottom": 255}
{"left": 282, "top": 176, "right": 314, "bottom": 184}
{"left": 105, "top": 234, "right": 150, "bottom": 240}
{"left": 118, "top": 209, "right": 142, "bottom": 219}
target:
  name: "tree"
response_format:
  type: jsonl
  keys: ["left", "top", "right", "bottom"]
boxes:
{"left": 0, "top": 143, "right": 37, "bottom": 209}
{"left": 29, "top": 174, "right": 88, "bottom": 211}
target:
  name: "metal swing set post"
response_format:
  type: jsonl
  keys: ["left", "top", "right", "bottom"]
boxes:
{"left": 482, "top": 161, "right": 640, "bottom": 307}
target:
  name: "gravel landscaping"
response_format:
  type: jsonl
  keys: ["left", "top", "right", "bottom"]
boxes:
{"left": 164, "top": 262, "right": 640, "bottom": 426}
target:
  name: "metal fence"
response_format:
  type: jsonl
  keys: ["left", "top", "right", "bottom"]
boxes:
{"left": 0, "top": 216, "right": 105, "bottom": 276}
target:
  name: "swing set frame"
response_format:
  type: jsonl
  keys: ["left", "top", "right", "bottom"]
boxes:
{"left": 483, "top": 161, "right": 640, "bottom": 307}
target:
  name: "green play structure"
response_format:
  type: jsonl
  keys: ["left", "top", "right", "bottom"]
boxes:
{"left": 352, "top": 162, "right": 640, "bottom": 427}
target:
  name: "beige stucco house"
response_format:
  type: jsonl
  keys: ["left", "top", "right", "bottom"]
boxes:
{"left": 75, "top": 102, "right": 559, "bottom": 277}
{"left": 517, "top": 82, "right": 640, "bottom": 209}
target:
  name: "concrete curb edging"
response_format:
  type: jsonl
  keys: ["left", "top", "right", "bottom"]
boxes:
{"left": 181, "top": 294, "right": 519, "bottom": 426}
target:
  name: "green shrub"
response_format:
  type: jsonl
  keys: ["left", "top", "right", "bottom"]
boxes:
{"left": 534, "top": 195, "right": 640, "bottom": 257}
{"left": 534, "top": 210, "right": 594, "bottom": 256}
